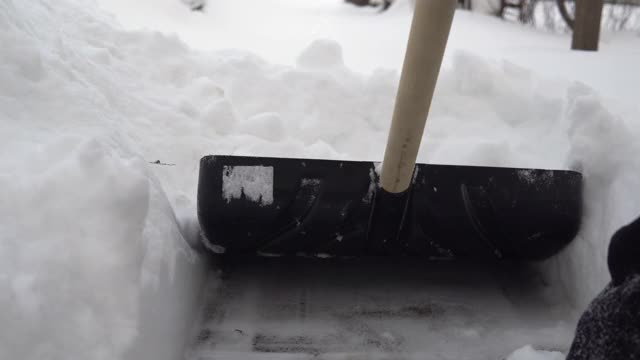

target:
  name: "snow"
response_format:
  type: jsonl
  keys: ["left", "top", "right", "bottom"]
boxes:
{"left": 0, "top": 1, "right": 209, "bottom": 359}
{"left": 188, "top": 258, "right": 578, "bottom": 359}
{"left": 507, "top": 345, "right": 565, "bottom": 360}
{"left": 1, "top": 0, "right": 639, "bottom": 359}
{"left": 296, "top": 39, "right": 345, "bottom": 70}
{"left": 238, "top": 112, "right": 286, "bottom": 142}
{"left": 95, "top": 0, "right": 640, "bottom": 103}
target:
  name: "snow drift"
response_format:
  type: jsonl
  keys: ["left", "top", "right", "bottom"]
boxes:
{"left": 1, "top": 0, "right": 639, "bottom": 359}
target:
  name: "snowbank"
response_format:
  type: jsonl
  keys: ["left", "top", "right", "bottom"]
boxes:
{"left": 0, "top": 1, "right": 207, "bottom": 360}
{"left": 542, "top": 85, "right": 640, "bottom": 308}
{"left": 2, "top": 0, "right": 639, "bottom": 359}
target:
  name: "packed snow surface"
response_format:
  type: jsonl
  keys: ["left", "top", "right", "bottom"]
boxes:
{"left": 2, "top": 0, "right": 639, "bottom": 359}
{"left": 188, "top": 259, "right": 576, "bottom": 359}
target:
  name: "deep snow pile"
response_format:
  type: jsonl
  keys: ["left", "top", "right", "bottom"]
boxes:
{"left": 2, "top": 0, "right": 640, "bottom": 359}
{"left": 0, "top": 1, "right": 210, "bottom": 359}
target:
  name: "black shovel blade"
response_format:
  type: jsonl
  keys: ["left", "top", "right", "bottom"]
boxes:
{"left": 197, "top": 155, "right": 582, "bottom": 261}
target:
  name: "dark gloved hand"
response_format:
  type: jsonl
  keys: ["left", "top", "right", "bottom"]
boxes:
{"left": 567, "top": 216, "right": 640, "bottom": 360}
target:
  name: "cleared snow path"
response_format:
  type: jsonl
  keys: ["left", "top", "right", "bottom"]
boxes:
{"left": 186, "top": 258, "right": 575, "bottom": 360}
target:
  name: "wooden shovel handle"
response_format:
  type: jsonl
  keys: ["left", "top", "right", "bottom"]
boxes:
{"left": 380, "top": 0, "right": 456, "bottom": 193}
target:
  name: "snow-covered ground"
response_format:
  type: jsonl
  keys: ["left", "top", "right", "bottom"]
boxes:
{"left": 96, "top": 0, "right": 640, "bottom": 103}
{"left": 1, "top": 0, "right": 639, "bottom": 359}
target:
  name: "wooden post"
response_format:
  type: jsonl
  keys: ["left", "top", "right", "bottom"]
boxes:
{"left": 571, "top": 0, "right": 604, "bottom": 51}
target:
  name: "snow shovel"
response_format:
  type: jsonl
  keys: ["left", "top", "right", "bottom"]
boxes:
{"left": 197, "top": 0, "right": 582, "bottom": 261}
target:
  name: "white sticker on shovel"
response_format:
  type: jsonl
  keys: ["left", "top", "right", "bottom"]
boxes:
{"left": 222, "top": 165, "right": 274, "bottom": 206}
